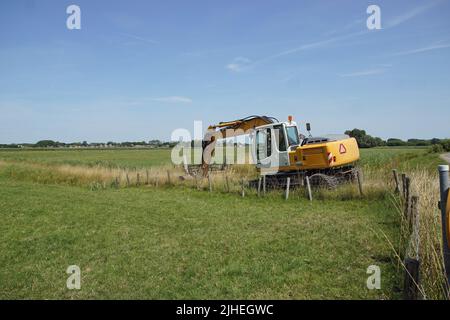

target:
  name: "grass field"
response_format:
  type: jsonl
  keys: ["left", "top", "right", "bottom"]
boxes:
{"left": 0, "top": 148, "right": 171, "bottom": 169}
{"left": 0, "top": 147, "right": 446, "bottom": 299}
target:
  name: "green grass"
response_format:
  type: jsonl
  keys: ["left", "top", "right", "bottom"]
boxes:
{"left": 0, "top": 148, "right": 171, "bottom": 169}
{"left": 359, "top": 147, "right": 446, "bottom": 172}
{"left": 0, "top": 177, "right": 399, "bottom": 299}
{"left": 0, "top": 146, "right": 445, "bottom": 299}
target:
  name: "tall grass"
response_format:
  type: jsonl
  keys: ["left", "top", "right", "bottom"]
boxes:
{"left": 1, "top": 149, "right": 448, "bottom": 299}
{"left": 359, "top": 155, "right": 448, "bottom": 299}
{"left": 0, "top": 160, "right": 259, "bottom": 192}
{"left": 401, "top": 169, "right": 447, "bottom": 299}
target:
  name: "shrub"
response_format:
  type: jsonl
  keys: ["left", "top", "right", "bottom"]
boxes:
{"left": 430, "top": 144, "right": 444, "bottom": 153}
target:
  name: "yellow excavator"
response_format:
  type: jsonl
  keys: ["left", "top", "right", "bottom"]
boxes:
{"left": 201, "top": 115, "right": 360, "bottom": 188}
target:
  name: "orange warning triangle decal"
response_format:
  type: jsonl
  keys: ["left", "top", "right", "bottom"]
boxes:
{"left": 339, "top": 143, "right": 347, "bottom": 154}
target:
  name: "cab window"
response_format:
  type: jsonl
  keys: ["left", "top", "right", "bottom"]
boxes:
{"left": 256, "top": 129, "right": 272, "bottom": 160}
{"left": 273, "top": 125, "right": 287, "bottom": 152}
{"left": 286, "top": 126, "right": 300, "bottom": 146}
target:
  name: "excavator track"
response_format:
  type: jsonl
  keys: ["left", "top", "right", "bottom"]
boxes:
{"left": 248, "top": 166, "right": 359, "bottom": 190}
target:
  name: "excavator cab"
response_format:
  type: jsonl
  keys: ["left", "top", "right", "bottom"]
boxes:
{"left": 252, "top": 122, "right": 297, "bottom": 172}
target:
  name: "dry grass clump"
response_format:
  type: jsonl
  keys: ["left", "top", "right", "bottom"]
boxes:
{"left": 369, "top": 165, "right": 448, "bottom": 300}
{"left": 0, "top": 160, "right": 259, "bottom": 192}
{"left": 405, "top": 169, "right": 447, "bottom": 299}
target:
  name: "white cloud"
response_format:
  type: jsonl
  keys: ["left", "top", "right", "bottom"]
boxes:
{"left": 119, "top": 32, "right": 157, "bottom": 45}
{"left": 386, "top": 1, "right": 443, "bottom": 28}
{"left": 246, "top": 30, "right": 367, "bottom": 69}
{"left": 390, "top": 43, "right": 450, "bottom": 56}
{"left": 152, "top": 96, "right": 192, "bottom": 103}
{"left": 339, "top": 68, "right": 386, "bottom": 77}
{"left": 226, "top": 57, "right": 251, "bottom": 72}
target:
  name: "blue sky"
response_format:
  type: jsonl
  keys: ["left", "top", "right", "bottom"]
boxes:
{"left": 1, "top": 0, "right": 449, "bottom": 143}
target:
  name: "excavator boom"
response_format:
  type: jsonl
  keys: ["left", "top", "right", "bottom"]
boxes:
{"left": 207, "top": 115, "right": 278, "bottom": 138}
{"left": 202, "top": 115, "right": 278, "bottom": 174}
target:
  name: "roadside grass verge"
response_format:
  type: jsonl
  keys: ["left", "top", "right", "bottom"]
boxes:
{"left": 0, "top": 176, "right": 399, "bottom": 299}
{"left": 358, "top": 149, "right": 448, "bottom": 299}
{"left": 0, "top": 147, "right": 446, "bottom": 299}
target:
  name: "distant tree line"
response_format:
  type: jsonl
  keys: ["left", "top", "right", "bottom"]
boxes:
{"left": 1, "top": 133, "right": 449, "bottom": 153}
{"left": 345, "top": 128, "right": 450, "bottom": 151}
{"left": 0, "top": 139, "right": 177, "bottom": 149}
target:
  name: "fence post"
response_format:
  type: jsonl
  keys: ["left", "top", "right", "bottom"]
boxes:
{"left": 167, "top": 170, "right": 171, "bottom": 185}
{"left": 401, "top": 173, "right": 407, "bottom": 198}
{"left": 411, "top": 196, "right": 420, "bottom": 259}
{"left": 225, "top": 175, "right": 230, "bottom": 193}
{"left": 393, "top": 169, "right": 400, "bottom": 194}
{"left": 257, "top": 177, "right": 262, "bottom": 197}
{"left": 357, "top": 169, "right": 364, "bottom": 196}
{"left": 409, "top": 195, "right": 418, "bottom": 231}
{"left": 263, "top": 175, "right": 266, "bottom": 196}
{"left": 126, "top": 173, "right": 130, "bottom": 187}
{"left": 146, "top": 170, "right": 149, "bottom": 185}
{"left": 136, "top": 173, "right": 140, "bottom": 186}
{"left": 208, "top": 173, "right": 212, "bottom": 192}
{"left": 438, "top": 165, "right": 450, "bottom": 285}
{"left": 404, "top": 258, "right": 420, "bottom": 300}
{"left": 183, "top": 154, "right": 189, "bottom": 174}
{"left": 194, "top": 174, "right": 199, "bottom": 190}
{"left": 285, "top": 177, "right": 290, "bottom": 200}
{"left": 241, "top": 179, "right": 245, "bottom": 197}
{"left": 404, "top": 177, "right": 411, "bottom": 219}
{"left": 305, "top": 176, "right": 312, "bottom": 201}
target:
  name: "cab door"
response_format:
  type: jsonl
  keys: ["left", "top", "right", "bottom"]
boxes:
{"left": 253, "top": 125, "right": 289, "bottom": 172}
{"left": 272, "top": 124, "right": 290, "bottom": 169}
{"left": 254, "top": 128, "right": 272, "bottom": 169}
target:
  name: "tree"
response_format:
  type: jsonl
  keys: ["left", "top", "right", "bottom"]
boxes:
{"left": 35, "top": 140, "right": 57, "bottom": 148}
{"left": 344, "top": 129, "right": 386, "bottom": 148}
{"left": 387, "top": 138, "right": 407, "bottom": 147}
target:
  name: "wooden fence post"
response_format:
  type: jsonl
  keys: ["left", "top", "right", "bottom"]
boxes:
{"left": 241, "top": 179, "right": 245, "bottom": 197}
{"left": 392, "top": 169, "right": 400, "bottom": 194}
{"left": 401, "top": 173, "right": 407, "bottom": 198}
{"left": 263, "top": 175, "right": 266, "bottom": 196}
{"left": 285, "top": 177, "right": 291, "bottom": 200}
{"left": 194, "top": 174, "right": 199, "bottom": 190}
{"left": 126, "top": 173, "right": 130, "bottom": 187}
{"left": 167, "top": 170, "right": 171, "bottom": 185}
{"left": 115, "top": 177, "right": 119, "bottom": 189}
{"left": 404, "top": 177, "right": 411, "bottom": 219}
{"left": 305, "top": 176, "right": 312, "bottom": 201}
{"left": 208, "top": 174, "right": 212, "bottom": 192}
{"left": 136, "top": 173, "right": 140, "bottom": 186}
{"left": 404, "top": 258, "right": 420, "bottom": 300}
{"left": 403, "top": 195, "right": 421, "bottom": 300}
{"left": 257, "top": 177, "right": 262, "bottom": 197}
{"left": 409, "top": 195, "right": 418, "bottom": 231}
{"left": 357, "top": 169, "right": 364, "bottom": 196}
{"left": 183, "top": 154, "right": 189, "bottom": 174}
{"left": 411, "top": 196, "right": 420, "bottom": 259}
{"left": 225, "top": 175, "right": 230, "bottom": 193}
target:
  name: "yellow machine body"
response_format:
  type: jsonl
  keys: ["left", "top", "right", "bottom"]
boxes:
{"left": 285, "top": 137, "right": 360, "bottom": 171}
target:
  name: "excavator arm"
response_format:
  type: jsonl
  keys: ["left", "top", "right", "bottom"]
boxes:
{"left": 202, "top": 115, "right": 278, "bottom": 175}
